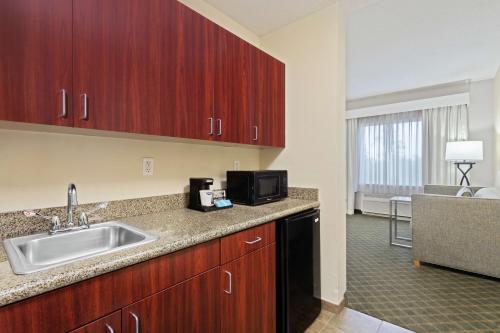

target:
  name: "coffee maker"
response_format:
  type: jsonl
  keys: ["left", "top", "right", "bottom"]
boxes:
{"left": 188, "top": 178, "right": 233, "bottom": 212}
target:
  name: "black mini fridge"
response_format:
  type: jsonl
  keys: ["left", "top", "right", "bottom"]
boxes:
{"left": 277, "top": 209, "right": 321, "bottom": 333}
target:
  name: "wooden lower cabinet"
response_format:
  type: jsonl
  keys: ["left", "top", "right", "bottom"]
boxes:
{"left": 122, "top": 268, "right": 220, "bottom": 333}
{"left": 69, "top": 311, "right": 121, "bottom": 333}
{"left": 0, "top": 222, "right": 278, "bottom": 333}
{"left": 220, "top": 244, "right": 276, "bottom": 333}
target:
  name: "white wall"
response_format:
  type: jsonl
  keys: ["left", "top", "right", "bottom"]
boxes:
{"left": 0, "top": 129, "right": 260, "bottom": 212}
{"left": 259, "top": 3, "right": 347, "bottom": 305}
{"left": 353, "top": 79, "right": 497, "bottom": 187}
{"left": 353, "top": 79, "right": 497, "bottom": 214}
{"left": 469, "top": 79, "right": 495, "bottom": 186}
{"left": 494, "top": 67, "right": 500, "bottom": 187}
{"left": 0, "top": 0, "right": 262, "bottom": 213}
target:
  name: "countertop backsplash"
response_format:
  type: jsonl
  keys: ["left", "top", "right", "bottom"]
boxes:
{"left": 0, "top": 187, "right": 318, "bottom": 240}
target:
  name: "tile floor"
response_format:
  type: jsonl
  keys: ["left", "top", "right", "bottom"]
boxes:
{"left": 306, "top": 308, "right": 414, "bottom": 333}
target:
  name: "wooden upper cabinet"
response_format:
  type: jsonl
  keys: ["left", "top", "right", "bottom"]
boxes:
{"left": 220, "top": 244, "right": 276, "bottom": 333}
{"left": 0, "top": 0, "right": 73, "bottom": 126}
{"left": 122, "top": 268, "right": 220, "bottom": 333}
{"left": 214, "top": 27, "right": 256, "bottom": 145}
{"left": 255, "top": 50, "right": 286, "bottom": 147}
{"left": 0, "top": 0, "right": 285, "bottom": 146}
{"left": 162, "top": 1, "right": 216, "bottom": 140}
{"left": 73, "top": 0, "right": 163, "bottom": 135}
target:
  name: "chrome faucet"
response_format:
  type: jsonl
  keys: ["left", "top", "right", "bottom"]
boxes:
{"left": 23, "top": 183, "right": 108, "bottom": 235}
{"left": 67, "top": 183, "right": 78, "bottom": 227}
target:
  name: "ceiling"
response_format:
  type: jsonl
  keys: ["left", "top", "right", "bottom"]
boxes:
{"left": 203, "top": 0, "right": 500, "bottom": 101}
{"left": 204, "top": 0, "right": 338, "bottom": 36}
{"left": 348, "top": 0, "right": 500, "bottom": 100}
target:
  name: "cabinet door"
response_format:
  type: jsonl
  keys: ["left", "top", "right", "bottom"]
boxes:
{"left": 221, "top": 244, "right": 276, "bottom": 333}
{"left": 214, "top": 27, "right": 256, "bottom": 144}
{"left": 122, "top": 268, "right": 219, "bottom": 333}
{"left": 69, "top": 311, "right": 121, "bottom": 333}
{"left": 0, "top": 0, "right": 73, "bottom": 126}
{"left": 73, "top": 0, "right": 163, "bottom": 135}
{"left": 255, "top": 51, "right": 285, "bottom": 147}
{"left": 163, "top": 1, "right": 216, "bottom": 140}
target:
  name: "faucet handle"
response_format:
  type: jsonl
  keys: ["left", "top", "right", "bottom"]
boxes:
{"left": 49, "top": 216, "right": 61, "bottom": 234}
{"left": 24, "top": 211, "right": 61, "bottom": 234}
{"left": 78, "top": 202, "right": 108, "bottom": 227}
{"left": 78, "top": 212, "right": 89, "bottom": 228}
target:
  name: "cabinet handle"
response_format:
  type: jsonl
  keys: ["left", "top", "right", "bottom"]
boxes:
{"left": 253, "top": 126, "right": 258, "bottom": 141}
{"left": 217, "top": 118, "right": 222, "bottom": 136}
{"left": 130, "top": 312, "right": 140, "bottom": 333}
{"left": 244, "top": 236, "right": 262, "bottom": 245}
{"left": 59, "top": 89, "right": 68, "bottom": 118}
{"left": 105, "top": 324, "right": 115, "bottom": 333}
{"left": 223, "top": 270, "right": 232, "bottom": 294}
{"left": 209, "top": 117, "right": 214, "bottom": 135}
{"left": 80, "top": 93, "right": 89, "bottom": 120}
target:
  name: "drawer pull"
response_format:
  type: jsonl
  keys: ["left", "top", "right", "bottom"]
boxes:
{"left": 244, "top": 236, "right": 262, "bottom": 245}
{"left": 209, "top": 117, "right": 214, "bottom": 135}
{"left": 105, "top": 324, "right": 115, "bottom": 333}
{"left": 59, "top": 89, "right": 67, "bottom": 118}
{"left": 80, "top": 93, "right": 89, "bottom": 120}
{"left": 253, "top": 125, "right": 258, "bottom": 141}
{"left": 223, "top": 270, "right": 232, "bottom": 294}
{"left": 130, "top": 312, "right": 140, "bottom": 333}
{"left": 217, "top": 118, "right": 222, "bottom": 136}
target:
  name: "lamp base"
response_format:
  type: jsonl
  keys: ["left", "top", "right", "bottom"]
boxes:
{"left": 454, "top": 162, "right": 475, "bottom": 186}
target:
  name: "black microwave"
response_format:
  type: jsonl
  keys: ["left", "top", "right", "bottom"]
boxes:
{"left": 226, "top": 170, "right": 288, "bottom": 206}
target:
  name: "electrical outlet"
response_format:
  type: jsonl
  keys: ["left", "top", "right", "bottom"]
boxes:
{"left": 233, "top": 160, "right": 240, "bottom": 171}
{"left": 143, "top": 158, "right": 154, "bottom": 176}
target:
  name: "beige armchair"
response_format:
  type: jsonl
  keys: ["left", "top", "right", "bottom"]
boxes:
{"left": 411, "top": 185, "right": 500, "bottom": 278}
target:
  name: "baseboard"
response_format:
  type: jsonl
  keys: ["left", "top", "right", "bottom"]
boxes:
{"left": 322, "top": 295, "right": 347, "bottom": 314}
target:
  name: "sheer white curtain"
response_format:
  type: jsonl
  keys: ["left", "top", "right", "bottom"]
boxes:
{"left": 357, "top": 111, "right": 423, "bottom": 195}
{"left": 423, "top": 104, "right": 469, "bottom": 185}
{"left": 346, "top": 119, "right": 358, "bottom": 214}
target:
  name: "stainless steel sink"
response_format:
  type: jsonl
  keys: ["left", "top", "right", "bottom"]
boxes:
{"left": 3, "top": 221, "right": 159, "bottom": 274}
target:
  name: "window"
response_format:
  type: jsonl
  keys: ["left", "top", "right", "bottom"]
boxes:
{"left": 358, "top": 111, "right": 423, "bottom": 195}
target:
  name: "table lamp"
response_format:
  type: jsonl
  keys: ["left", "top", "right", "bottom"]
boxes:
{"left": 445, "top": 141, "right": 483, "bottom": 186}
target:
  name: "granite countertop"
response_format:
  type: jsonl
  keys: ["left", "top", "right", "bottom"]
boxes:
{"left": 0, "top": 198, "right": 319, "bottom": 307}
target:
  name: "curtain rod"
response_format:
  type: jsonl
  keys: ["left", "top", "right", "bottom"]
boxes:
{"left": 345, "top": 93, "right": 470, "bottom": 120}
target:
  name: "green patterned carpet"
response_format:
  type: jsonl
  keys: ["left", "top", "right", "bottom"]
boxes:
{"left": 346, "top": 214, "right": 500, "bottom": 333}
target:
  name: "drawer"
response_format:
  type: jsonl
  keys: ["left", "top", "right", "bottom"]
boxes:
{"left": 69, "top": 310, "right": 121, "bottom": 333}
{"left": 221, "top": 222, "right": 275, "bottom": 264}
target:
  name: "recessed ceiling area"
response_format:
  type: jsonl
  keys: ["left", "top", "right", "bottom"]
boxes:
{"left": 204, "top": 0, "right": 338, "bottom": 36}
{"left": 348, "top": 0, "right": 500, "bottom": 100}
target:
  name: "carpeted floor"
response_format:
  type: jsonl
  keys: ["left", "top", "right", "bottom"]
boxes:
{"left": 346, "top": 214, "right": 500, "bottom": 333}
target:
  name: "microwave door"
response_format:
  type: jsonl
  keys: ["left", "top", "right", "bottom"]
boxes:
{"left": 256, "top": 175, "right": 282, "bottom": 202}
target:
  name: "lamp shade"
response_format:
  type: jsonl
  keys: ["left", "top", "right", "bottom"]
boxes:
{"left": 445, "top": 141, "right": 483, "bottom": 161}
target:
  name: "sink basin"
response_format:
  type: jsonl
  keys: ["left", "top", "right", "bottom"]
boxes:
{"left": 3, "top": 221, "right": 159, "bottom": 274}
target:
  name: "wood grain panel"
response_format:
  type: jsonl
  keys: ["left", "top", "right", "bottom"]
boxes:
{"left": 214, "top": 26, "right": 256, "bottom": 144}
{"left": 0, "top": 240, "right": 219, "bottom": 333}
{"left": 69, "top": 310, "right": 122, "bottom": 333}
{"left": 162, "top": 1, "right": 216, "bottom": 140}
{"left": 220, "top": 244, "right": 276, "bottom": 333}
{"left": 255, "top": 50, "right": 286, "bottom": 147}
{"left": 73, "top": 0, "right": 162, "bottom": 134}
{"left": 220, "top": 221, "right": 275, "bottom": 264}
{"left": 0, "top": 0, "right": 73, "bottom": 126}
{"left": 122, "top": 268, "right": 220, "bottom": 333}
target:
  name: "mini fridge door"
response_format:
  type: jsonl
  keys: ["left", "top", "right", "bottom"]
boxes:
{"left": 277, "top": 209, "right": 321, "bottom": 333}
